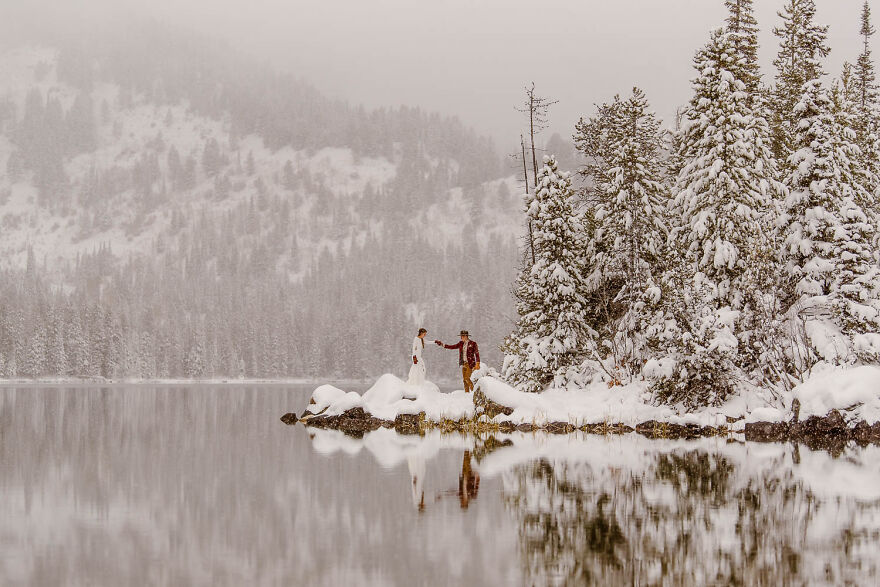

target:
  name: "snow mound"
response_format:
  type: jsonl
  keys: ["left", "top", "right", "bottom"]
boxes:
{"left": 793, "top": 365, "right": 880, "bottom": 423}
{"left": 306, "top": 374, "right": 474, "bottom": 421}
{"left": 477, "top": 376, "right": 738, "bottom": 428}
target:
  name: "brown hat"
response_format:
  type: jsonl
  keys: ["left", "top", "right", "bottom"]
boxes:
{"left": 460, "top": 330, "right": 469, "bottom": 337}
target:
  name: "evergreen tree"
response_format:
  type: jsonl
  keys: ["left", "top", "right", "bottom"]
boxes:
{"left": 856, "top": 0, "right": 878, "bottom": 134}
{"left": 650, "top": 28, "right": 780, "bottom": 407}
{"left": 574, "top": 89, "right": 669, "bottom": 379}
{"left": 854, "top": 2, "right": 880, "bottom": 205}
{"left": 782, "top": 80, "right": 880, "bottom": 364}
{"left": 502, "top": 156, "right": 590, "bottom": 392}
{"left": 725, "top": 0, "right": 761, "bottom": 91}
{"left": 771, "top": 0, "right": 830, "bottom": 161}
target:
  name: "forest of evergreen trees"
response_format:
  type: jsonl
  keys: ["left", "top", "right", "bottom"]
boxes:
{"left": 0, "top": 23, "right": 521, "bottom": 380}
{"left": 503, "top": 0, "right": 880, "bottom": 407}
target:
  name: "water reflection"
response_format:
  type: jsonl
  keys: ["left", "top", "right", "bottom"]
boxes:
{"left": 310, "top": 427, "right": 880, "bottom": 585}
{"left": 2, "top": 386, "right": 879, "bottom": 586}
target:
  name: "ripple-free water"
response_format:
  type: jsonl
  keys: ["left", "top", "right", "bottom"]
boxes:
{"left": 1, "top": 385, "right": 878, "bottom": 586}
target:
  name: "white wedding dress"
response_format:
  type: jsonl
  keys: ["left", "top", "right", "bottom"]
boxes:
{"left": 407, "top": 336, "right": 427, "bottom": 386}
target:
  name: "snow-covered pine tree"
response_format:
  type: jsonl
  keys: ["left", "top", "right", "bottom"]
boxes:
{"left": 502, "top": 155, "right": 590, "bottom": 392}
{"left": 650, "top": 27, "right": 781, "bottom": 407}
{"left": 853, "top": 1, "right": 880, "bottom": 215}
{"left": 856, "top": 1, "right": 878, "bottom": 135}
{"left": 725, "top": 0, "right": 761, "bottom": 92}
{"left": 573, "top": 88, "right": 669, "bottom": 379}
{"left": 771, "top": 0, "right": 830, "bottom": 162}
{"left": 782, "top": 79, "right": 880, "bottom": 365}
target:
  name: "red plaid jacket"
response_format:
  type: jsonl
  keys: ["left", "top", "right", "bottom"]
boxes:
{"left": 443, "top": 340, "right": 480, "bottom": 368}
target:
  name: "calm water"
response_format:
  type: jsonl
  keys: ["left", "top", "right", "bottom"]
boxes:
{"left": 1, "top": 385, "right": 879, "bottom": 586}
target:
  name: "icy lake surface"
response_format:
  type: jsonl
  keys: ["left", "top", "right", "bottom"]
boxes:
{"left": 2, "top": 385, "right": 880, "bottom": 586}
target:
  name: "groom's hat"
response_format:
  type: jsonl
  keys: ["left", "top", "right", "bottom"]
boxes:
{"left": 460, "top": 330, "right": 469, "bottom": 336}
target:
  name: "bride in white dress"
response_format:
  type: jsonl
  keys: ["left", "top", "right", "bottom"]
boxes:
{"left": 407, "top": 328, "right": 429, "bottom": 386}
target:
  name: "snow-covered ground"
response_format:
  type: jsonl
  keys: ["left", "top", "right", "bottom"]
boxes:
{"left": 306, "top": 364, "right": 880, "bottom": 429}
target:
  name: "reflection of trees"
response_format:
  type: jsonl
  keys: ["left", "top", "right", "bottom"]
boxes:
{"left": 504, "top": 447, "right": 880, "bottom": 585}
{"left": 504, "top": 460, "right": 627, "bottom": 585}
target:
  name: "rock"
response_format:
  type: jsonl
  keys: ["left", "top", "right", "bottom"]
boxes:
{"left": 472, "top": 387, "right": 515, "bottom": 419}
{"left": 280, "top": 412, "right": 298, "bottom": 425}
{"left": 516, "top": 423, "right": 534, "bottom": 432}
{"left": 792, "top": 409, "right": 848, "bottom": 438}
{"left": 497, "top": 421, "right": 516, "bottom": 433}
{"left": 394, "top": 413, "right": 423, "bottom": 435}
{"left": 744, "top": 421, "right": 789, "bottom": 442}
{"left": 851, "top": 420, "right": 880, "bottom": 445}
{"left": 545, "top": 421, "right": 574, "bottom": 434}
{"left": 342, "top": 407, "right": 368, "bottom": 420}
{"left": 635, "top": 420, "right": 661, "bottom": 434}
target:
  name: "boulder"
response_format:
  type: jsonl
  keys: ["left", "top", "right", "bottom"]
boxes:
{"left": 852, "top": 420, "right": 880, "bottom": 443}
{"left": 497, "top": 421, "right": 517, "bottom": 433}
{"left": 394, "top": 413, "right": 423, "bottom": 435}
{"left": 545, "top": 421, "right": 574, "bottom": 434}
{"left": 280, "top": 412, "right": 298, "bottom": 425}
{"left": 792, "top": 409, "right": 848, "bottom": 438}
{"left": 744, "top": 421, "right": 789, "bottom": 442}
{"left": 342, "top": 407, "right": 368, "bottom": 420}
{"left": 473, "top": 387, "right": 514, "bottom": 419}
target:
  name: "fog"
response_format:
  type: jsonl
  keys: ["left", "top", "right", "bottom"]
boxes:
{"left": 4, "top": 0, "right": 877, "bottom": 146}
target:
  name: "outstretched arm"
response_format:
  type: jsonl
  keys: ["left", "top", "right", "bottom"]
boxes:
{"left": 443, "top": 341, "right": 462, "bottom": 350}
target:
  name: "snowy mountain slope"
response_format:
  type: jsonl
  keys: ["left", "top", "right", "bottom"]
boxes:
{"left": 0, "top": 37, "right": 527, "bottom": 379}
{"left": 0, "top": 46, "right": 522, "bottom": 273}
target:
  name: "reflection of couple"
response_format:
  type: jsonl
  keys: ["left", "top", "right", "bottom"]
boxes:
{"left": 407, "top": 328, "right": 481, "bottom": 393}
{"left": 406, "top": 450, "right": 480, "bottom": 512}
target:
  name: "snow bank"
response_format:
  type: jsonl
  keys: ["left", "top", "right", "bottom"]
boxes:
{"left": 306, "top": 374, "right": 475, "bottom": 421}
{"left": 304, "top": 365, "right": 880, "bottom": 429}
{"left": 478, "top": 375, "right": 744, "bottom": 428}
{"left": 792, "top": 365, "right": 880, "bottom": 422}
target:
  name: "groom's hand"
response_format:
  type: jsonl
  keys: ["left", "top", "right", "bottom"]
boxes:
{"left": 475, "top": 362, "right": 481, "bottom": 371}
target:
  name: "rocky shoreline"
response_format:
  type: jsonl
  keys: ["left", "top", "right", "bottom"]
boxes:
{"left": 283, "top": 391, "right": 880, "bottom": 447}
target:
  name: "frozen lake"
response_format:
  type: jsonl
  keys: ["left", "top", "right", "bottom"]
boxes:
{"left": 1, "top": 385, "right": 879, "bottom": 586}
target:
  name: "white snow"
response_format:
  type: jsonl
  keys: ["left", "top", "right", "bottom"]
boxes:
{"left": 306, "top": 364, "right": 880, "bottom": 428}
{"left": 791, "top": 364, "right": 880, "bottom": 422}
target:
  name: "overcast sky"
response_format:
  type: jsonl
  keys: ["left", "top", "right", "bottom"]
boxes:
{"left": 7, "top": 0, "right": 879, "bottom": 153}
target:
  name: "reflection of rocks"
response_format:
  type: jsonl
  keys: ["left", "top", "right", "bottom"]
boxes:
{"left": 471, "top": 435, "right": 513, "bottom": 462}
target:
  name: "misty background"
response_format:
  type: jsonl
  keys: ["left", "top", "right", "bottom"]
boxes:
{"left": 4, "top": 0, "right": 877, "bottom": 143}
{"left": 0, "top": 0, "right": 876, "bottom": 381}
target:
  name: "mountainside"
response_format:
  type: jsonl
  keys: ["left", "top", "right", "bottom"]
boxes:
{"left": 0, "top": 25, "right": 525, "bottom": 380}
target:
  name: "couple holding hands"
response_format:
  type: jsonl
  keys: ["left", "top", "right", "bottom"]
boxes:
{"left": 409, "top": 328, "right": 480, "bottom": 393}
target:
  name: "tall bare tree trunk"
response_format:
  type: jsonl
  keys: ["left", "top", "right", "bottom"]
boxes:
{"left": 521, "top": 134, "right": 536, "bottom": 265}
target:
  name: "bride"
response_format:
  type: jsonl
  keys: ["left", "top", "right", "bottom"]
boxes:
{"left": 407, "top": 328, "right": 429, "bottom": 386}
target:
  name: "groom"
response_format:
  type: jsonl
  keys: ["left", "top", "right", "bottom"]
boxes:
{"left": 435, "top": 330, "right": 480, "bottom": 393}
